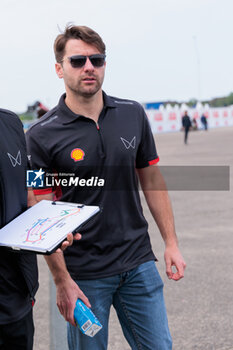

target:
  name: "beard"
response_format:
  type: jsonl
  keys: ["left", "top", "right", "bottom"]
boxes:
{"left": 67, "top": 74, "right": 104, "bottom": 98}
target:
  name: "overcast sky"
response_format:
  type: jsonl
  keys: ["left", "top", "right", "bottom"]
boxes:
{"left": 0, "top": 0, "right": 232, "bottom": 112}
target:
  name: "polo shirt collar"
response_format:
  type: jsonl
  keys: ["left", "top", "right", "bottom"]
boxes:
{"left": 59, "top": 91, "right": 116, "bottom": 125}
{"left": 102, "top": 91, "right": 116, "bottom": 108}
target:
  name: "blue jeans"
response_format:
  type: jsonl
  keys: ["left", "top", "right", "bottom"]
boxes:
{"left": 67, "top": 261, "right": 172, "bottom": 350}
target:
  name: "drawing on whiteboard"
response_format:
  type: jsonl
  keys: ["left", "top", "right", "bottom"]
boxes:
{"left": 24, "top": 208, "right": 81, "bottom": 244}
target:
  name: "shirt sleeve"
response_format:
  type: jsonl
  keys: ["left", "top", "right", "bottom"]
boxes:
{"left": 26, "top": 130, "right": 54, "bottom": 195}
{"left": 135, "top": 108, "right": 159, "bottom": 168}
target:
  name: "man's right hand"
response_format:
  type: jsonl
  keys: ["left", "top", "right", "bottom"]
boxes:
{"left": 56, "top": 275, "right": 91, "bottom": 326}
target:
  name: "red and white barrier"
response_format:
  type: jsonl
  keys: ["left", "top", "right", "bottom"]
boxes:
{"left": 145, "top": 103, "right": 233, "bottom": 133}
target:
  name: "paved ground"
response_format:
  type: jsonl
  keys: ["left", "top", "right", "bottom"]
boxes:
{"left": 34, "top": 126, "right": 233, "bottom": 350}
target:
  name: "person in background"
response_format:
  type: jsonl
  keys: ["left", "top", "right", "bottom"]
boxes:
{"left": 37, "top": 108, "right": 48, "bottom": 119}
{"left": 201, "top": 114, "right": 208, "bottom": 130}
{"left": 192, "top": 117, "right": 198, "bottom": 131}
{"left": 182, "top": 110, "right": 192, "bottom": 144}
{"left": 36, "top": 102, "right": 49, "bottom": 119}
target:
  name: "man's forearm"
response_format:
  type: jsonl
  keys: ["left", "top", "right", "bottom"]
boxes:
{"left": 143, "top": 189, "right": 178, "bottom": 247}
{"left": 44, "top": 248, "right": 91, "bottom": 324}
{"left": 144, "top": 188, "right": 186, "bottom": 280}
{"left": 44, "top": 252, "right": 70, "bottom": 285}
{"left": 137, "top": 165, "right": 186, "bottom": 280}
{"left": 137, "top": 165, "right": 178, "bottom": 246}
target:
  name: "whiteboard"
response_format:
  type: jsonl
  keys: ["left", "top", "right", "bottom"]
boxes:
{"left": 0, "top": 200, "right": 100, "bottom": 254}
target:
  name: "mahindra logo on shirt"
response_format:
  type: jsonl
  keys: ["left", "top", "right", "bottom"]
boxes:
{"left": 71, "top": 148, "right": 85, "bottom": 162}
{"left": 120, "top": 137, "right": 136, "bottom": 149}
{"left": 7, "top": 150, "right": 21, "bottom": 167}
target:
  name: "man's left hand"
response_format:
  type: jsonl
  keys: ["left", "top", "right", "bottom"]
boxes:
{"left": 164, "top": 244, "right": 186, "bottom": 281}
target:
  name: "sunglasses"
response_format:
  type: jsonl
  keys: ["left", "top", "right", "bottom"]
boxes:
{"left": 66, "top": 54, "right": 106, "bottom": 68}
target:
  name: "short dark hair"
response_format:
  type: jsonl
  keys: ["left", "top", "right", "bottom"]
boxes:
{"left": 54, "top": 25, "right": 106, "bottom": 63}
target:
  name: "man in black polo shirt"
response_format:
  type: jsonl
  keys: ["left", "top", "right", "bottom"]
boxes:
{"left": 26, "top": 25, "right": 186, "bottom": 350}
{"left": 0, "top": 108, "right": 78, "bottom": 350}
{"left": 0, "top": 109, "right": 38, "bottom": 349}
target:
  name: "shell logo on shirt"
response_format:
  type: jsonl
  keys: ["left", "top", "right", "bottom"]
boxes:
{"left": 70, "top": 148, "right": 85, "bottom": 162}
